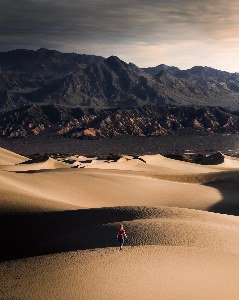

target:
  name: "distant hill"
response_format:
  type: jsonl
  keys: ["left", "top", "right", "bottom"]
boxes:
{"left": 1, "top": 48, "right": 239, "bottom": 112}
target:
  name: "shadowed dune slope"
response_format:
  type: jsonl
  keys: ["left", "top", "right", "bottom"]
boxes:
{"left": 196, "top": 151, "right": 239, "bottom": 169}
{"left": 207, "top": 174, "right": 239, "bottom": 215}
{"left": 2, "top": 206, "right": 239, "bottom": 261}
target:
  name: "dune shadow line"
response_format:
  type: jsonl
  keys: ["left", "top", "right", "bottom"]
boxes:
{"left": 0, "top": 206, "right": 148, "bottom": 262}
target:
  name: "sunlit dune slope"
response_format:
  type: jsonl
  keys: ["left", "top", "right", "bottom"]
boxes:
{"left": 83, "top": 153, "right": 222, "bottom": 173}
{"left": 0, "top": 167, "right": 227, "bottom": 214}
{"left": 0, "top": 147, "right": 29, "bottom": 165}
{"left": 0, "top": 157, "right": 72, "bottom": 171}
{"left": 1, "top": 148, "right": 239, "bottom": 215}
{"left": 2, "top": 246, "right": 239, "bottom": 300}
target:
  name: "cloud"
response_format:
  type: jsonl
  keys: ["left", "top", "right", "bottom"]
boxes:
{"left": 1, "top": 0, "right": 239, "bottom": 43}
{"left": 1, "top": 0, "right": 239, "bottom": 71}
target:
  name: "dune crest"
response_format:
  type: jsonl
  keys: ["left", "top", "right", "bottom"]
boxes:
{"left": 8, "top": 206, "right": 239, "bottom": 259}
{"left": 0, "top": 157, "right": 72, "bottom": 172}
{"left": 0, "top": 147, "right": 28, "bottom": 165}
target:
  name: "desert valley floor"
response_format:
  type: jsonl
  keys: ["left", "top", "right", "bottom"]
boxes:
{"left": 1, "top": 146, "right": 239, "bottom": 299}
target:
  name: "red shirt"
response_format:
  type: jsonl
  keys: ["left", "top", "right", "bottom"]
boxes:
{"left": 118, "top": 229, "right": 126, "bottom": 236}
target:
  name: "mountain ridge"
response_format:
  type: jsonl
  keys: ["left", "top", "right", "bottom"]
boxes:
{"left": 1, "top": 48, "right": 239, "bottom": 112}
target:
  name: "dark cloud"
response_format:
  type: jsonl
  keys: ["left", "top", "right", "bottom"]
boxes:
{"left": 0, "top": 0, "right": 239, "bottom": 70}
{"left": 1, "top": 0, "right": 238, "bottom": 47}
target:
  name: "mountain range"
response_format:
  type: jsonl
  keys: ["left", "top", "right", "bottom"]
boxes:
{"left": 1, "top": 48, "right": 239, "bottom": 140}
{"left": 1, "top": 48, "right": 239, "bottom": 112}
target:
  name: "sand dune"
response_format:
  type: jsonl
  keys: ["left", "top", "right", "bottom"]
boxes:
{"left": 6, "top": 206, "right": 239, "bottom": 258}
{"left": 73, "top": 153, "right": 224, "bottom": 174}
{"left": 0, "top": 157, "right": 72, "bottom": 172}
{"left": 1, "top": 147, "right": 239, "bottom": 299}
{"left": 0, "top": 167, "right": 228, "bottom": 214}
{"left": 139, "top": 153, "right": 218, "bottom": 172}
{"left": 68, "top": 152, "right": 239, "bottom": 173}
{"left": 0, "top": 147, "right": 28, "bottom": 165}
{"left": 2, "top": 206, "right": 239, "bottom": 299}
{"left": 1, "top": 247, "right": 239, "bottom": 300}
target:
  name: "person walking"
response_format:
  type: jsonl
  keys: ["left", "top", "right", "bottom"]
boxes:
{"left": 117, "top": 224, "right": 127, "bottom": 250}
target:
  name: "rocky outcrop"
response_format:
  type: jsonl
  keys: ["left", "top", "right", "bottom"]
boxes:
{"left": 1, "top": 104, "right": 239, "bottom": 139}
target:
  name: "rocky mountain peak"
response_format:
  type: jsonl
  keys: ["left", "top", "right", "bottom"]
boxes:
{"left": 104, "top": 55, "right": 128, "bottom": 70}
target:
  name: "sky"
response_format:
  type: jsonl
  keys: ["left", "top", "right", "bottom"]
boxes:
{"left": 1, "top": 0, "right": 239, "bottom": 72}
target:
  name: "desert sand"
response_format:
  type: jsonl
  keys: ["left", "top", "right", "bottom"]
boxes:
{"left": 1, "top": 147, "right": 239, "bottom": 299}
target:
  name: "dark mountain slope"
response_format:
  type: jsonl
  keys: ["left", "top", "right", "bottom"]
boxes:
{"left": 0, "top": 48, "right": 104, "bottom": 74}
{"left": 29, "top": 56, "right": 239, "bottom": 109}
{"left": 28, "top": 56, "right": 168, "bottom": 108}
{"left": 143, "top": 64, "right": 239, "bottom": 98}
{"left": 1, "top": 49, "right": 239, "bottom": 111}
{"left": 0, "top": 48, "right": 105, "bottom": 110}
